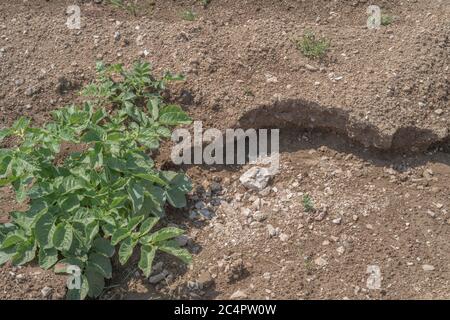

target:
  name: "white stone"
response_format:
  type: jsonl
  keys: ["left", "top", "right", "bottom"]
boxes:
{"left": 265, "top": 74, "right": 278, "bottom": 83}
{"left": 337, "top": 246, "right": 345, "bottom": 254}
{"left": 422, "top": 264, "right": 435, "bottom": 272}
{"left": 267, "top": 224, "right": 279, "bottom": 237}
{"left": 314, "top": 257, "right": 328, "bottom": 267}
{"left": 41, "top": 286, "right": 52, "bottom": 298}
{"left": 239, "top": 167, "right": 274, "bottom": 191}
{"left": 332, "top": 217, "right": 342, "bottom": 224}
{"left": 254, "top": 211, "right": 268, "bottom": 222}
{"left": 279, "top": 233, "right": 290, "bottom": 242}
{"left": 230, "top": 289, "right": 248, "bottom": 299}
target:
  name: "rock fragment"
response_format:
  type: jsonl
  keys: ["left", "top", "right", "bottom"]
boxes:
{"left": 230, "top": 289, "right": 248, "bottom": 299}
{"left": 240, "top": 167, "right": 274, "bottom": 191}
{"left": 422, "top": 264, "right": 435, "bottom": 272}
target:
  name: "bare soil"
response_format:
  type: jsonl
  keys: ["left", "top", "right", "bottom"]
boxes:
{"left": 0, "top": 0, "right": 449, "bottom": 300}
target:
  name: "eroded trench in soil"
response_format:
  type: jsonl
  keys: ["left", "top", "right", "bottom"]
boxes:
{"left": 178, "top": 98, "right": 450, "bottom": 172}
{"left": 235, "top": 99, "right": 450, "bottom": 154}
{"left": 174, "top": 99, "right": 450, "bottom": 176}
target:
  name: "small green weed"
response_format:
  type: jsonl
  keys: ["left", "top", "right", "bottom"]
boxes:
{"left": 302, "top": 194, "right": 315, "bottom": 213}
{"left": 182, "top": 9, "right": 197, "bottom": 21}
{"left": 108, "top": 0, "right": 138, "bottom": 16}
{"left": 296, "top": 31, "right": 330, "bottom": 59}
{"left": 243, "top": 88, "right": 254, "bottom": 97}
{"left": 200, "top": 0, "right": 211, "bottom": 8}
{"left": 381, "top": 14, "right": 394, "bottom": 26}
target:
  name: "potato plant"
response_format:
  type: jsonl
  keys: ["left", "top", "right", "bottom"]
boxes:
{"left": 0, "top": 61, "right": 192, "bottom": 299}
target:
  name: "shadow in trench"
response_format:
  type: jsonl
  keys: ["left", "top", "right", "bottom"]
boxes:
{"left": 175, "top": 98, "right": 450, "bottom": 173}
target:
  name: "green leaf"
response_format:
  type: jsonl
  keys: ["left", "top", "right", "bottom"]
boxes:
{"left": 0, "top": 223, "right": 16, "bottom": 237}
{"left": 93, "top": 238, "right": 115, "bottom": 258}
{"left": 0, "top": 175, "right": 16, "bottom": 187}
{"left": 143, "top": 227, "right": 184, "bottom": 244}
{"left": 128, "top": 181, "right": 145, "bottom": 213}
{"left": 0, "top": 246, "right": 16, "bottom": 265}
{"left": 12, "top": 238, "right": 37, "bottom": 265}
{"left": 159, "top": 105, "right": 182, "bottom": 115}
{"left": 88, "top": 252, "right": 112, "bottom": 279}
{"left": 85, "top": 220, "right": 99, "bottom": 244}
{"left": 14, "top": 179, "right": 29, "bottom": 203}
{"left": 0, "top": 153, "right": 12, "bottom": 173}
{"left": 60, "top": 195, "right": 80, "bottom": 213}
{"left": 127, "top": 215, "right": 145, "bottom": 231}
{"left": 126, "top": 152, "right": 154, "bottom": 172}
{"left": 10, "top": 208, "right": 44, "bottom": 236}
{"left": 159, "top": 105, "right": 191, "bottom": 125}
{"left": 158, "top": 240, "right": 192, "bottom": 264}
{"left": 169, "top": 173, "right": 192, "bottom": 192}
{"left": 162, "top": 173, "right": 192, "bottom": 209}
{"left": 140, "top": 186, "right": 165, "bottom": 217}
{"left": 137, "top": 130, "right": 160, "bottom": 150}
{"left": 35, "top": 212, "right": 56, "bottom": 249}
{"left": 138, "top": 245, "right": 156, "bottom": 277}
{"left": 166, "top": 188, "right": 187, "bottom": 208}
{"left": 0, "top": 128, "right": 12, "bottom": 143}
{"left": 106, "top": 131, "right": 123, "bottom": 142}
{"left": 60, "top": 176, "right": 86, "bottom": 194}
{"left": 109, "top": 194, "right": 128, "bottom": 209}
{"left": 156, "top": 126, "right": 171, "bottom": 138}
{"left": 85, "top": 267, "right": 105, "bottom": 298}
{"left": 38, "top": 248, "right": 58, "bottom": 269}
{"left": 163, "top": 71, "right": 185, "bottom": 82}
{"left": 111, "top": 227, "right": 130, "bottom": 245}
{"left": 1, "top": 232, "right": 26, "bottom": 249}
{"left": 81, "top": 128, "right": 103, "bottom": 142}
{"left": 148, "top": 98, "right": 159, "bottom": 120}
{"left": 118, "top": 237, "right": 135, "bottom": 265}
{"left": 105, "top": 157, "right": 127, "bottom": 172}
{"left": 139, "top": 217, "right": 159, "bottom": 236}
{"left": 133, "top": 173, "right": 167, "bottom": 186}
{"left": 66, "top": 275, "right": 89, "bottom": 300}
{"left": 52, "top": 223, "right": 73, "bottom": 251}
{"left": 12, "top": 117, "right": 30, "bottom": 131}
{"left": 92, "top": 108, "right": 107, "bottom": 124}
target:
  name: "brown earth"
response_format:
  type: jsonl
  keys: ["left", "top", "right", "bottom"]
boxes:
{"left": 0, "top": 0, "right": 449, "bottom": 300}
